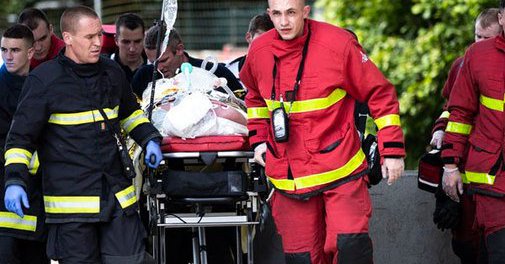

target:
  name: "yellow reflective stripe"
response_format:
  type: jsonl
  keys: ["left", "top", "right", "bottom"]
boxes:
{"left": 265, "top": 88, "right": 347, "bottom": 114}
{"left": 120, "top": 110, "right": 150, "bottom": 133}
{"left": 439, "top": 111, "right": 450, "bottom": 119}
{"left": 44, "top": 196, "right": 100, "bottom": 214}
{"left": 5, "top": 148, "right": 32, "bottom": 166}
{"left": 464, "top": 171, "right": 495, "bottom": 185}
{"left": 461, "top": 173, "right": 469, "bottom": 184}
{"left": 48, "top": 106, "right": 119, "bottom": 125}
{"left": 115, "top": 185, "right": 137, "bottom": 209}
{"left": 28, "top": 151, "right": 39, "bottom": 175}
{"left": 0, "top": 212, "right": 37, "bottom": 232}
{"left": 268, "top": 178, "right": 296, "bottom": 191}
{"left": 267, "top": 149, "right": 366, "bottom": 191}
{"left": 374, "top": 114, "right": 401, "bottom": 130}
{"left": 446, "top": 121, "right": 472, "bottom": 135}
{"left": 480, "top": 95, "right": 504, "bottom": 112}
{"left": 247, "top": 107, "right": 269, "bottom": 119}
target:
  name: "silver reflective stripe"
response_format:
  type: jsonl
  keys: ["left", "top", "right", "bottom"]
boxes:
{"left": 44, "top": 196, "right": 100, "bottom": 214}
{"left": 120, "top": 110, "right": 149, "bottom": 133}
{"left": 0, "top": 212, "right": 37, "bottom": 232}
{"left": 48, "top": 106, "right": 119, "bottom": 125}
{"left": 115, "top": 185, "right": 137, "bottom": 209}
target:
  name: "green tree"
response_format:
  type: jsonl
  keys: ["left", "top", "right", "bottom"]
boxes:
{"left": 316, "top": 0, "right": 497, "bottom": 168}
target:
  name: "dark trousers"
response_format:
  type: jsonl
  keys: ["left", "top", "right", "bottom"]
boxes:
{"left": 0, "top": 236, "right": 48, "bottom": 264}
{"left": 46, "top": 212, "right": 146, "bottom": 264}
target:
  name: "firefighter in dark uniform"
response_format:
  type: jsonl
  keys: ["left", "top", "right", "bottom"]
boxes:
{"left": 0, "top": 24, "right": 49, "bottom": 264}
{"left": 3, "top": 6, "right": 163, "bottom": 263}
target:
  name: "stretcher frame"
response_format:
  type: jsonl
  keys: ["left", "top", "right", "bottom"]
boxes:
{"left": 149, "top": 150, "right": 263, "bottom": 264}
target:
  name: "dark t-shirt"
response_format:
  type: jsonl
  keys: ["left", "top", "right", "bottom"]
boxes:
{"left": 112, "top": 51, "right": 147, "bottom": 83}
{"left": 131, "top": 52, "right": 242, "bottom": 98}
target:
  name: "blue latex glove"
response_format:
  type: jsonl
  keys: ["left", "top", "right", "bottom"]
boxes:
{"left": 145, "top": 140, "right": 163, "bottom": 169}
{"left": 4, "top": 185, "right": 29, "bottom": 218}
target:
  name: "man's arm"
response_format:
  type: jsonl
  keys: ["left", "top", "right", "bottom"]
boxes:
{"left": 118, "top": 72, "right": 162, "bottom": 148}
{"left": 4, "top": 75, "right": 48, "bottom": 188}
{"left": 342, "top": 38, "right": 405, "bottom": 183}
{"left": 441, "top": 50, "right": 478, "bottom": 202}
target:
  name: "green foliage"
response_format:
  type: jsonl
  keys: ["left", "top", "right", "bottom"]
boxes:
{"left": 316, "top": 0, "right": 497, "bottom": 168}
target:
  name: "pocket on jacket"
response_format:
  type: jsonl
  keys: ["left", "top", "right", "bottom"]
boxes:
{"left": 305, "top": 123, "right": 351, "bottom": 154}
{"left": 466, "top": 135, "right": 501, "bottom": 173}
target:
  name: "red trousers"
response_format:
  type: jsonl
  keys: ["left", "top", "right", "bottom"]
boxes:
{"left": 271, "top": 177, "right": 372, "bottom": 264}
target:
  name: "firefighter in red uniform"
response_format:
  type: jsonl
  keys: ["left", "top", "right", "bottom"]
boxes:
{"left": 240, "top": 0, "right": 405, "bottom": 263}
{"left": 442, "top": 1, "right": 505, "bottom": 263}
{"left": 430, "top": 9, "right": 501, "bottom": 264}
{"left": 17, "top": 8, "right": 65, "bottom": 69}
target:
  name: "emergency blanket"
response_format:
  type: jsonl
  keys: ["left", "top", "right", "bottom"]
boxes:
{"left": 142, "top": 65, "right": 247, "bottom": 138}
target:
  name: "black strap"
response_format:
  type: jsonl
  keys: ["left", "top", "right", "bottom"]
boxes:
{"left": 271, "top": 25, "right": 312, "bottom": 102}
{"left": 96, "top": 107, "right": 126, "bottom": 147}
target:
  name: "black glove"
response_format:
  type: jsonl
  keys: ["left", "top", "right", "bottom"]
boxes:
{"left": 433, "top": 186, "right": 462, "bottom": 230}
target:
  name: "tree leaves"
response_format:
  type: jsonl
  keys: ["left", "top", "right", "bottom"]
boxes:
{"left": 316, "top": 0, "right": 496, "bottom": 167}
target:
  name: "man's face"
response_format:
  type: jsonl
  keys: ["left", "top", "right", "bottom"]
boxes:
{"left": 63, "top": 16, "right": 103, "bottom": 64}
{"left": 267, "top": 0, "right": 310, "bottom": 40}
{"left": 30, "top": 21, "right": 52, "bottom": 60}
{"left": 157, "top": 46, "right": 184, "bottom": 78}
{"left": 475, "top": 22, "right": 501, "bottom": 42}
{"left": 116, "top": 26, "right": 144, "bottom": 65}
{"left": 1, "top": 37, "right": 33, "bottom": 75}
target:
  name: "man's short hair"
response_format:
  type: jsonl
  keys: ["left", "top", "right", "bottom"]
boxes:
{"left": 248, "top": 13, "right": 274, "bottom": 34}
{"left": 2, "top": 24, "right": 34, "bottom": 46}
{"left": 501, "top": 0, "right": 505, "bottom": 10}
{"left": 476, "top": 8, "right": 500, "bottom": 29}
{"left": 60, "top": 6, "right": 99, "bottom": 34}
{"left": 167, "top": 28, "right": 183, "bottom": 53}
{"left": 144, "top": 25, "right": 160, "bottom": 50}
{"left": 115, "top": 13, "right": 145, "bottom": 36}
{"left": 17, "top": 8, "right": 50, "bottom": 31}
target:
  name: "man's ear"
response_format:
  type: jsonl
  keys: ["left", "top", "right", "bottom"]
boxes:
{"left": 303, "top": 5, "right": 311, "bottom": 19}
{"left": 49, "top": 24, "right": 54, "bottom": 34}
{"left": 27, "top": 47, "right": 35, "bottom": 60}
{"left": 245, "top": 32, "right": 253, "bottom": 44}
{"left": 175, "top": 43, "right": 185, "bottom": 55}
{"left": 62, "top": 32, "right": 72, "bottom": 46}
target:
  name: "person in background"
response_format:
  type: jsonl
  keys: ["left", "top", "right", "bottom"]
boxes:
{"left": 131, "top": 28, "right": 242, "bottom": 99}
{"left": 442, "top": 1, "right": 505, "bottom": 263}
{"left": 112, "top": 13, "right": 147, "bottom": 82}
{"left": 17, "top": 8, "right": 65, "bottom": 69}
{"left": 0, "top": 23, "right": 49, "bottom": 264}
{"left": 226, "top": 12, "right": 274, "bottom": 82}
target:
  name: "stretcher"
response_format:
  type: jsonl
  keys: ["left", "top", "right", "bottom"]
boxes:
{"left": 147, "top": 135, "right": 266, "bottom": 264}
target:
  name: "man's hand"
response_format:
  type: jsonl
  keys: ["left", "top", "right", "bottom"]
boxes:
{"left": 254, "top": 143, "right": 267, "bottom": 167}
{"left": 442, "top": 165, "right": 463, "bottom": 202}
{"left": 4, "top": 185, "right": 29, "bottom": 218}
{"left": 430, "top": 130, "right": 445, "bottom": 149}
{"left": 381, "top": 158, "right": 404, "bottom": 185}
{"left": 145, "top": 140, "right": 163, "bottom": 169}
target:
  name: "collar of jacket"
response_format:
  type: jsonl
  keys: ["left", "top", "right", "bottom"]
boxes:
{"left": 0, "top": 64, "right": 26, "bottom": 90}
{"left": 495, "top": 34, "right": 505, "bottom": 53}
{"left": 271, "top": 19, "right": 310, "bottom": 59}
{"left": 57, "top": 48, "right": 103, "bottom": 77}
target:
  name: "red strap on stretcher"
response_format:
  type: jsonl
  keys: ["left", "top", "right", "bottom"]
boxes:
{"left": 161, "top": 135, "right": 250, "bottom": 152}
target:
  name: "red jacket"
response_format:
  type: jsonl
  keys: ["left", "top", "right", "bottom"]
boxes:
{"left": 30, "top": 34, "right": 65, "bottom": 69}
{"left": 241, "top": 19, "right": 405, "bottom": 196}
{"left": 432, "top": 56, "right": 464, "bottom": 134}
{"left": 442, "top": 35, "right": 505, "bottom": 194}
